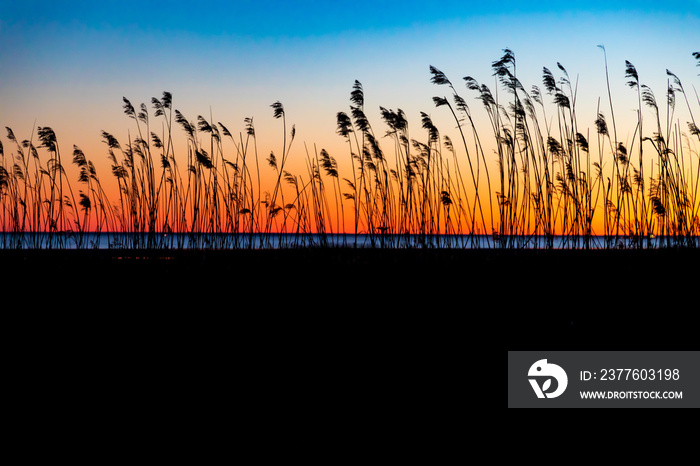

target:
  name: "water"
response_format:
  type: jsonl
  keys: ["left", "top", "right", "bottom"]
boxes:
{"left": 1, "top": 232, "right": 697, "bottom": 250}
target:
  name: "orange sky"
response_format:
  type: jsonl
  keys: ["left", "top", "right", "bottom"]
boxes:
{"left": 1, "top": 2, "right": 698, "bottom": 236}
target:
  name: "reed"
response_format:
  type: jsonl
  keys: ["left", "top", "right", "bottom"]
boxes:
{"left": 1, "top": 49, "right": 698, "bottom": 249}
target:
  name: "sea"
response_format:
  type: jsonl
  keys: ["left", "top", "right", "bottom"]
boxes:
{"left": 1, "top": 232, "right": 697, "bottom": 250}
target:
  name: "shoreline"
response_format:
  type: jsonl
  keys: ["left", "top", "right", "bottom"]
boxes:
{"left": 2, "top": 231, "right": 698, "bottom": 250}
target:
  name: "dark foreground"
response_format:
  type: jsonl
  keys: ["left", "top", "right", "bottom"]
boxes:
{"left": 4, "top": 247, "right": 698, "bottom": 350}
{"left": 4, "top": 248, "right": 697, "bottom": 416}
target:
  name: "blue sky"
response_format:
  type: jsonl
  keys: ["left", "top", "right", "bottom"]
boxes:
{"left": 3, "top": 1, "right": 696, "bottom": 38}
{"left": 1, "top": 1, "right": 698, "bottom": 177}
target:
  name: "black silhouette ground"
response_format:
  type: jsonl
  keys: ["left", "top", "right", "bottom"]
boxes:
{"left": 4, "top": 247, "right": 697, "bottom": 415}
{"left": 4, "top": 248, "right": 697, "bottom": 351}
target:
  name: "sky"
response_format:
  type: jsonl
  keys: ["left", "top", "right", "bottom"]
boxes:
{"left": 0, "top": 1, "right": 698, "bottom": 232}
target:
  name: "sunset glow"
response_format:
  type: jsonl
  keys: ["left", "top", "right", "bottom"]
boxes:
{"left": 1, "top": 1, "right": 698, "bottom": 245}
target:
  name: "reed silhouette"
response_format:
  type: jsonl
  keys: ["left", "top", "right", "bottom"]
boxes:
{"left": 1, "top": 49, "right": 698, "bottom": 250}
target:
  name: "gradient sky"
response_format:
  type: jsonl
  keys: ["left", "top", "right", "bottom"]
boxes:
{"left": 1, "top": 1, "right": 698, "bottom": 229}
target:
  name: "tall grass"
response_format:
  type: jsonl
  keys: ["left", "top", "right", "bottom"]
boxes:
{"left": 1, "top": 50, "right": 698, "bottom": 249}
